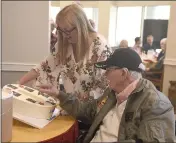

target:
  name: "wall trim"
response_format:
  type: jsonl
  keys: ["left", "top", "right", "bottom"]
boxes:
{"left": 113, "top": 1, "right": 171, "bottom": 7}
{"left": 2, "top": 62, "right": 37, "bottom": 72}
{"left": 2, "top": 59, "right": 176, "bottom": 72}
{"left": 164, "top": 58, "right": 176, "bottom": 66}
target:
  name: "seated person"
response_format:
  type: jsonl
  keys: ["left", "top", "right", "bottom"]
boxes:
{"left": 146, "top": 38, "right": 167, "bottom": 72}
{"left": 143, "top": 35, "right": 157, "bottom": 54}
{"left": 132, "top": 37, "right": 142, "bottom": 55}
{"left": 119, "top": 39, "right": 128, "bottom": 48}
{"left": 157, "top": 38, "right": 167, "bottom": 61}
{"left": 39, "top": 48, "right": 175, "bottom": 143}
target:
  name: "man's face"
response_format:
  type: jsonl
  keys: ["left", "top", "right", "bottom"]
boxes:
{"left": 147, "top": 36, "right": 153, "bottom": 45}
{"left": 105, "top": 67, "right": 124, "bottom": 92}
{"left": 136, "top": 39, "right": 142, "bottom": 46}
{"left": 120, "top": 40, "right": 128, "bottom": 48}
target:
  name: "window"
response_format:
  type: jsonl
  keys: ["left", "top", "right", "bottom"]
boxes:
{"left": 108, "top": 5, "right": 170, "bottom": 47}
{"left": 109, "top": 7, "right": 118, "bottom": 47}
{"left": 115, "top": 7, "right": 143, "bottom": 47}
{"left": 83, "top": 8, "right": 99, "bottom": 30}
{"left": 49, "top": 7, "right": 98, "bottom": 30}
{"left": 50, "top": 6, "right": 60, "bottom": 22}
{"left": 142, "top": 5, "right": 170, "bottom": 47}
{"left": 144, "top": 5, "right": 170, "bottom": 20}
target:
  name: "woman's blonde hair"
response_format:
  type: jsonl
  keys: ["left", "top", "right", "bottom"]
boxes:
{"left": 56, "top": 4, "right": 96, "bottom": 64}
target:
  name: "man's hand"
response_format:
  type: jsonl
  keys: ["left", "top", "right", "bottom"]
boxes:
{"left": 37, "top": 84, "right": 59, "bottom": 98}
{"left": 145, "top": 67, "right": 150, "bottom": 71}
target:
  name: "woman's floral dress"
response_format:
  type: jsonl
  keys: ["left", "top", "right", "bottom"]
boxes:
{"left": 33, "top": 36, "right": 111, "bottom": 100}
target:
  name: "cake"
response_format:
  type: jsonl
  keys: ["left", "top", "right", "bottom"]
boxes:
{"left": 2, "top": 84, "right": 57, "bottom": 120}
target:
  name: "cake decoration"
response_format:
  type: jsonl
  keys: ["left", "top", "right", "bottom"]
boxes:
{"left": 38, "top": 91, "right": 50, "bottom": 98}
{"left": 7, "top": 84, "right": 18, "bottom": 89}
{"left": 26, "top": 98, "right": 36, "bottom": 103}
{"left": 24, "top": 87, "right": 34, "bottom": 92}
{"left": 2, "top": 84, "right": 57, "bottom": 119}
{"left": 12, "top": 91, "right": 21, "bottom": 97}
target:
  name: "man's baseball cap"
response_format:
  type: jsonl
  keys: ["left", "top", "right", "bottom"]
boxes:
{"left": 95, "top": 48, "right": 145, "bottom": 72}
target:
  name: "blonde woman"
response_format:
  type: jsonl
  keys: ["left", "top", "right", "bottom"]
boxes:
{"left": 19, "top": 4, "right": 111, "bottom": 100}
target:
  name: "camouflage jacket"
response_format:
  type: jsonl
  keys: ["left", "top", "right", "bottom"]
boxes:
{"left": 58, "top": 78, "right": 175, "bottom": 143}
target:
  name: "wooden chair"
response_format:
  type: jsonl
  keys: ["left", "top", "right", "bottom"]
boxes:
{"left": 143, "top": 69, "right": 164, "bottom": 91}
{"left": 168, "top": 81, "right": 176, "bottom": 113}
{"left": 168, "top": 81, "right": 176, "bottom": 136}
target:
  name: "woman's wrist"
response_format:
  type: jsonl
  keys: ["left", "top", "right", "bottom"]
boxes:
{"left": 18, "top": 79, "right": 25, "bottom": 85}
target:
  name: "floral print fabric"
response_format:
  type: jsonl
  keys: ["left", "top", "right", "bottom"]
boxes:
{"left": 33, "top": 37, "right": 111, "bottom": 99}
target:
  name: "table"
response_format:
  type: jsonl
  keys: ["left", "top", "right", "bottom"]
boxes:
{"left": 141, "top": 55, "right": 157, "bottom": 69}
{"left": 11, "top": 116, "right": 78, "bottom": 143}
{"left": 143, "top": 60, "right": 157, "bottom": 69}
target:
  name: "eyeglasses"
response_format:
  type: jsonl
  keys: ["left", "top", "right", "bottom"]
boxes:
{"left": 57, "top": 26, "right": 76, "bottom": 35}
{"left": 105, "top": 66, "right": 120, "bottom": 76}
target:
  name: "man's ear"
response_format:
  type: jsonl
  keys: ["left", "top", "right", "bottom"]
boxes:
{"left": 122, "top": 68, "right": 128, "bottom": 79}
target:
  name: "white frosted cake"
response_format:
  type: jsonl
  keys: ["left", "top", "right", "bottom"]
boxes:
{"left": 2, "top": 84, "right": 57, "bottom": 120}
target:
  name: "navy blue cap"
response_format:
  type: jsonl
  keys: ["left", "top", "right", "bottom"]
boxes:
{"left": 95, "top": 48, "right": 145, "bottom": 72}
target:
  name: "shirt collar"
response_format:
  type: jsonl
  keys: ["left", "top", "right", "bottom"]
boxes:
{"left": 116, "top": 79, "right": 140, "bottom": 104}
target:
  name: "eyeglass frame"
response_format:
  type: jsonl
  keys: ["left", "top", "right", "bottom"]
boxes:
{"left": 57, "top": 26, "right": 76, "bottom": 35}
{"left": 105, "top": 66, "right": 121, "bottom": 76}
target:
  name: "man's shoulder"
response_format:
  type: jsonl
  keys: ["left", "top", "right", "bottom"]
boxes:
{"left": 143, "top": 44, "right": 150, "bottom": 51}
{"left": 143, "top": 43, "right": 148, "bottom": 47}
{"left": 140, "top": 79, "right": 172, "bottom": 107}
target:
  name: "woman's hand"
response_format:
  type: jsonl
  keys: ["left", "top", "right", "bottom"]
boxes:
{"left": 37, "top": 84, "right": 60, "bottom": 98}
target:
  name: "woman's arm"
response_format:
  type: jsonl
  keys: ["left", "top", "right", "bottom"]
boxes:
{"left": 18, "top": 69, "right": 39, "bottom": 85}
{"left": 18, "top": 51, "right": 58, "bottom": 85}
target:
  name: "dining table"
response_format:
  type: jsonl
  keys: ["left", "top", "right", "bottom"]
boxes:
{"left": 140, "top": 53, "right": 157, "bottom": 69}
{"left": 11, "top": 116, "right": 78, "bottom": 143}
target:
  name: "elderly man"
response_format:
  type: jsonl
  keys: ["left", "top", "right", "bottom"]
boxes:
{"left": 119, "top": 39, "right": 128, "bottom": 48}
{"left": 39, "top": 48, "right": 175, "bottom": 143}
{"left": 146, "top": 38, "right": 167, "bottom": 72}
{"left": 143, "top": 35, "right": 157, "bottom": 54}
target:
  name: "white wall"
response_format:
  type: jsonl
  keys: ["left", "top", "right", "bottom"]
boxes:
{"left": 114, "top": 1, "right": 171, "bottom": 7}
{"left": 0, "top": 0, "right": 1, "bottom": 73}
{"left": 0, "top": 0, "right": 2, "bottom": 140}
{"left": 145, "top": 6, "right": 170, "bottom": 19}
{"left": 163, "top": 1, "right": 176, "bottom": 95}
{"left": 2, "top": 1, "right": 50, "bottom": 71}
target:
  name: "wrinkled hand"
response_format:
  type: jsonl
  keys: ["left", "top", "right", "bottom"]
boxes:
{"left": 37, "top": 84, "right": 59, "bottom": 98}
